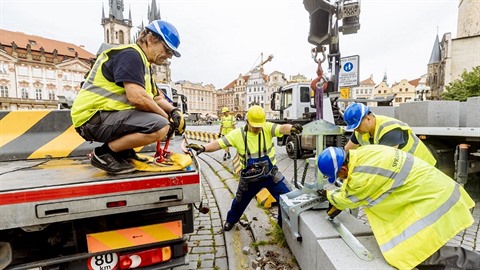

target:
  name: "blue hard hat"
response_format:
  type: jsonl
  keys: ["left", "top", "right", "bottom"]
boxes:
{"left": 146, "top": 20, "right": 181, "bottom": 57}
{"left": 343, "top": 103, "right": 370, "bottom": 130}
{"left": 317, "top": 147, "right": 345, "bottom": 183}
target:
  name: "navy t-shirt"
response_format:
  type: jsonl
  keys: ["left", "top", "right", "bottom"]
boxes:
{"left": 102, "top": 48, "right": 146, "bottom": 88}
{"left": 350, "top": 128, "right": 408, "bottom": 148}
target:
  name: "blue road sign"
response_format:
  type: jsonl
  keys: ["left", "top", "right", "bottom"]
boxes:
{"left": 343, "top": 62, "right": 353, "bottom": 72}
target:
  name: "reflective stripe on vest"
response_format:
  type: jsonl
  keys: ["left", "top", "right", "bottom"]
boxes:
{"left": 380, "top": 184, "right": 461, "bottom": 253}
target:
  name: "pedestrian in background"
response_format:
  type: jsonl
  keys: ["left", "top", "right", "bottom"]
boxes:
{"left": 317, "top": 145, "right": 479, "bottom": 270}
{"left": 187, "top": 105, "right": 303, "bottom": 231}
{"left": 343, "top": 103, "right": 436, "bottom": 166}
{"left": 219, "top": 107, "right": 236, "bottom": 161}
{"left": 71, "top": 20, "right": 184, "bottom": 174}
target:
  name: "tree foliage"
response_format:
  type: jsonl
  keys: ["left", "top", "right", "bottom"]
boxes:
{"left": 441, "top": 66, "right": 480, "bottom": 101}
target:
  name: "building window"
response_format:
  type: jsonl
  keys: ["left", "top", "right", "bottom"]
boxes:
{"left": 35, "top": 88, "right": 43, "bottom": 100}
{"left": 21, "top": 88, "right": 29, "bottom": 99}
{"left": 46, "top": 70, "right": 55, "bottom": 79}
{"left": 49, "top": 90, "right": 56, "bottom": 100}
{"left": 0, "top": 86, "right": 8, "bottom": 97}
{"left": 0, "top": 63, "right": 7, "bottom": 74}
{"left": 18, "top": 66, "right": 28, "bottom": 76}
{"left": 33, "top": 68, "right": 42, "bottom": 78}
{"left": 383, "top": 90, "right": 387, "bottom": 93}
{"left": 399, "top": 88, "right": 402, "bottom": 92}
{"left": 378, "top": 90, "right": 381, "bottom": 94}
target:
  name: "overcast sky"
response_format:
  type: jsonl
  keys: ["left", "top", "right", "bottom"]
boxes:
{"left": 0, "top": 0, "right": 459, "bottom": 88}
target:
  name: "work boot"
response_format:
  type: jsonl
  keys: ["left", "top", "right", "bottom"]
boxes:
{"left": 227, "top": 153, "right": 231, "bottom": 159}
{"left": 118, "top": 149, "right": 149, "bottom": 162}
{"left": 223, "top": 153, "right": 227, "bottom": 161}
{"left": 223, "top": 222, "right": 234, "bottom": 231}
{"left": 91, "top": 150, "right": 135, "bottom": 175}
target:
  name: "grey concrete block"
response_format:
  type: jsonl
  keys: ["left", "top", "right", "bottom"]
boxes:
{"left": 370, "top": 106, "right": 397, "bottom": 119}
{"left": 316, "top": 236, "right": 393, "bottom": 270}
{"left": 466, "top": 96, "right": 480, "bottom": 127}
{"left": 398, "top": 101, "right": 460, "bottom": 127}
{"left": 283, "top": 210, "right": 377, "bottom": 270}
{"left": 459, "top": 102, "right": 467, "bottom": 127}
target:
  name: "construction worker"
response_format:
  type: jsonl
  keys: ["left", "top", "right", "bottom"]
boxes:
{"left": 317, "top": 145, "right": 479, "bottom": 270}
{"left": 343, "top": 103, "right": 436, "bottom": 166}
{"left": 187, "top": 105, "right": 303, "bottom": 231}
{"left": 219, "top": 107, "right": 236, "bottom": 161}
{"left": 71, "top": 20, "right": 185, "bottom": 174}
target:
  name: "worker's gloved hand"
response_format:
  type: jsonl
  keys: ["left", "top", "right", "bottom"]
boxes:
{"left": 170, "top": 108, "right": 185, "bottom": 135}
{"left": 290, "top": 124, "right": 303, "bottom": 135}
{"left": 218, "top": 132, "right": 222, "bottom": 137}
{"left": 317, "top": 189, "right": 327, "bottom": 199}
{"left": 327, "top": 203, "right": 342, "bottom": 219}
{"left": 186, "top": 143, "right": 205, "bottom": 155}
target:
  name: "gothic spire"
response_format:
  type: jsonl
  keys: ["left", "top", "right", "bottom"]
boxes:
{"left": 428, "top": 34, "right": 441, "bottom": 65}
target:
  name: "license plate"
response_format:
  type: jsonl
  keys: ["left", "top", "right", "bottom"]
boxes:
{"left": 87, "top": 253, "right": 119, "bottom": 270}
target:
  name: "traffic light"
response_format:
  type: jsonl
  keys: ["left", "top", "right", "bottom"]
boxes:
{"left": 304, "top": 0, "right": 336, "bottom": 46}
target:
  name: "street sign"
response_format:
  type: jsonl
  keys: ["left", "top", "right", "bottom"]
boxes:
{"left": 339, "top": 55, "right": 360, "bottom": 87}
{"left": 340, "top": 87, "right": 350, "bottom": 99}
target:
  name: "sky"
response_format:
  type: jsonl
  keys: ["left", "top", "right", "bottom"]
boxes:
{"left": 0, "top": 0, "right": 459, "bottom": 88}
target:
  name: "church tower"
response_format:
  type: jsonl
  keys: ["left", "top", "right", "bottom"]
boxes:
{"left": 101, "top": 0, "right": 133, "bottom": 45}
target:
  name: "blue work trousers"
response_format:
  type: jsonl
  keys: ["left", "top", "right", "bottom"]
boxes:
{"left": 226, "top": 176, "right": 290, "bottom": 226}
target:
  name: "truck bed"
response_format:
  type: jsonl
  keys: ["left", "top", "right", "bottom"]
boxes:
{"left": 0, "top": 136, "right": 201, "bottom": 230}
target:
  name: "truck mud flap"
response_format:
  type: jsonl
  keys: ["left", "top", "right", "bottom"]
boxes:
{"left": 0, "top": 242, "right": 12, "bottom": 270}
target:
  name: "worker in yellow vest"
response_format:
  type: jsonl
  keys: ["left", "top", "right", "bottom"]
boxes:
{"left": 317, "top": 145, "right": 479, "bottom": 270}
{"left": 71, "top": 20, "right": 184, "bottom": 174}
{"left": 219, "top": 107, "right": 236, "bottom": 161}
{"left": 343, "top": 103, "right": 436, "bottom": 166}
{"left": 187, "top": 106, "right": 303, "bottom": 231}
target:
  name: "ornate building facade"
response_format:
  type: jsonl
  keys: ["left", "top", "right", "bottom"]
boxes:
{"left": 0, "top": 29, "right": 94, "bottom": 110}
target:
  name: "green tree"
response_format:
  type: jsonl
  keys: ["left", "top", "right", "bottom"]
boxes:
{"left": 441, "top": 66, "right": 480, "bottom": 101}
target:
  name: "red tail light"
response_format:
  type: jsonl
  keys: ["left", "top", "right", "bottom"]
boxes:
{"left": 106, "top": 200, "right": 127, "bottom": 208}
{"left": 119, "top": 247, "right": 172, "bottom": 269}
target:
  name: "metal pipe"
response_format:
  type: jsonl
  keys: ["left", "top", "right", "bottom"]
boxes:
{"left": 456, "top": 144, "right": 469, "bottom": 185}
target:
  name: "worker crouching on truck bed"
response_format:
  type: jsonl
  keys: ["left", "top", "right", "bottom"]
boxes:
{"left": 317, "top": 145, "right": 480, "bottom": 270}
{"left": 71, "top": 20, "right": 185, "bottom": 175}
{"left": 343, "top": 103, "right": 436, "bottom": 166}
{"left": 187, "top": 105, "right": 303, "bottom": 231}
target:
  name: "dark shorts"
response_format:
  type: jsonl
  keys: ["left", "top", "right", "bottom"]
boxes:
{"left": 76, "top": 110, "right": 170, "bottom": 143}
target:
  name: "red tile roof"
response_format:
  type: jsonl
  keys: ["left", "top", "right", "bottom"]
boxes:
{"left": 359, "top": 77, "right": 375, "bottom": 85}
{"left": 408, "top": 78, "right": 421, "bottom": 86}
{"left": 0, "top": 28, "right": 94, "bottom": 60}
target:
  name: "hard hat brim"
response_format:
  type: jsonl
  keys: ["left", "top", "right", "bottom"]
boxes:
{"left": 346, "top": 122, "right": 361, "bottom": 130}
{"left": 249, "top": 120, "right": 266, "bottom": 128}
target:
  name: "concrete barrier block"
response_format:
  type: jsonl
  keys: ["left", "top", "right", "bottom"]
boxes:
{"left": 466, "top": 97, "right": 480, "bottom": 127}
{"left": 398, "top": 101, "right": 460, "bottom": 127}
{"left": 316, "top": 236, "right": 393, "bottom": 270}
{"left": 283, "top": 209, "right": 387, "bottom": 270}
{"left": 369, "top": 106, "right": 397, "bottom": 118}
{"left": 459, "top": 102, "right": 467, "bottom": 127}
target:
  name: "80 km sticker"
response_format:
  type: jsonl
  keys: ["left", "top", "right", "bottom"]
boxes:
{"left": 87, "top": 253, "right": 119, "bottom": 270}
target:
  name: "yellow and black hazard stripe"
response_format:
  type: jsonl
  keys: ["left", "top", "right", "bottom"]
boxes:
{"left": 0, "top": 110, "right": 159, "bottom": 162}
{"left": 184, "top": 130, "right": 219, "bottom": 143}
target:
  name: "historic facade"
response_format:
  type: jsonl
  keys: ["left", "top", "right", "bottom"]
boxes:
{"left": 0, "top": 29, "right": 94, "bottom": 110}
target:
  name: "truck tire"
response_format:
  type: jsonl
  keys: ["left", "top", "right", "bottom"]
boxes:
{"left": 286, "top": 135, "right": 302, "bottom": 159}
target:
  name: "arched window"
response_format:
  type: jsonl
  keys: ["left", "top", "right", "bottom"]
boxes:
{"left": 119, "top": 30, "right": 125, "bottom": 44}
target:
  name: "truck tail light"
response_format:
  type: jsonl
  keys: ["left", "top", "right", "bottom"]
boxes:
{"left": 118, "top": 247, "right": 172, "bottom": 269}
{"left": 106, "top": 200, "right": 127, "bottom": 208}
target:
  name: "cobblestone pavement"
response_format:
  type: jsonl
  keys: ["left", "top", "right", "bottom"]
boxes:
{"left": 172, "top": 169, "right": 228, "bottom": 270}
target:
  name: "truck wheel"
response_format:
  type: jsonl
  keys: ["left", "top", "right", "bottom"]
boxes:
{"left": 286, "top": 135, "right": 302, "bottom": 159}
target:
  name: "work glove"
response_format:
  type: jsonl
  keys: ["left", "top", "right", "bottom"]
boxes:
{"left": 326, "top": 203, "right": 342, "bottom": 219}
{"left": 317, "top": 189, "right": 327, "bottom": 200}
{"left": 290, "top": 123, "right": 303, "bottom": 135}
{"left": 218, "top": 132, "right": 222, "bottom": 137}
{"left": 170, "top": 108, "right": 185, "bottom": 135}
{"left": 186, "top": 143, "right": 205, "bottom": 155}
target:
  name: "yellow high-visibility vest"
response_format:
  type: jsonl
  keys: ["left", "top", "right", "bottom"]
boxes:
{"left": 327, "top": 145, "right": 474, "bottom": 269}
{"left": 71, "top": 44, "right": 155, "bottom": 127}
{"left": 220, "top": 115, "right": 236, "bottom": 135}
{"left": 355, "top": 115, "right": 436, "bottom": 166}
{"left": 217, "top": 122, "right": 280, "bottom": 168}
